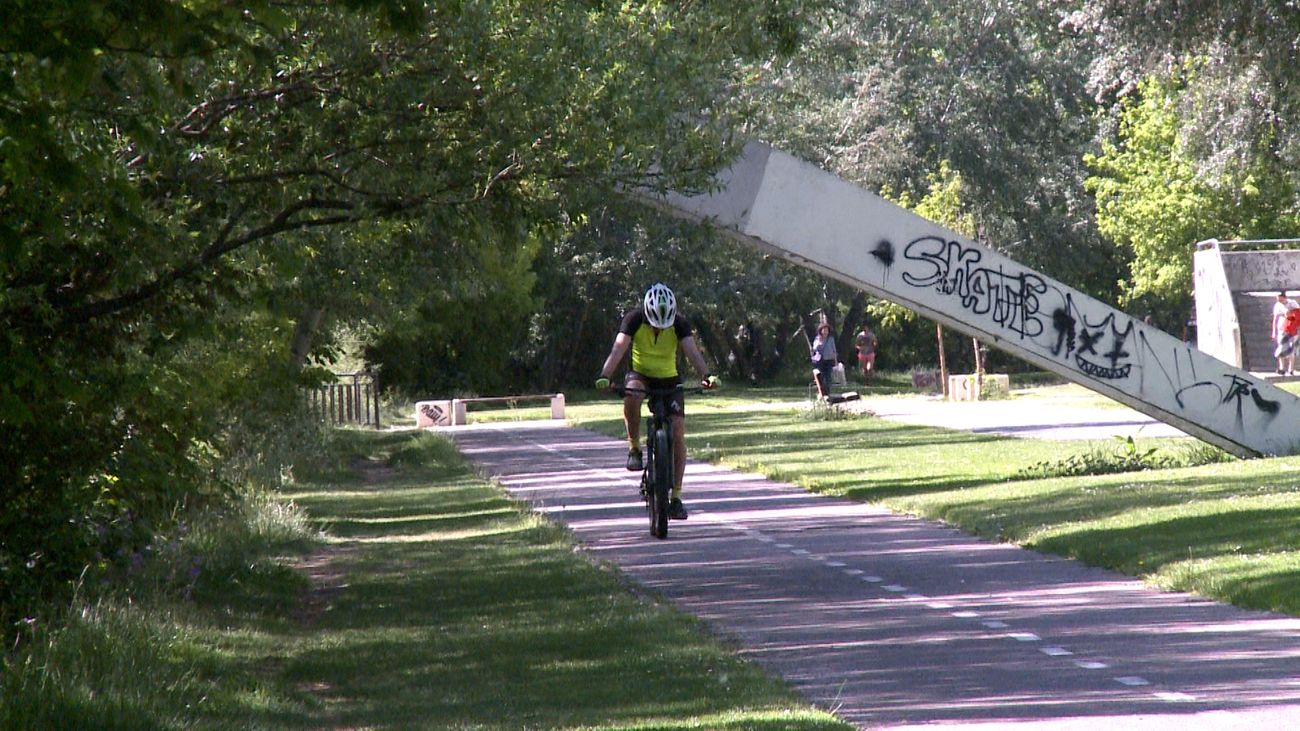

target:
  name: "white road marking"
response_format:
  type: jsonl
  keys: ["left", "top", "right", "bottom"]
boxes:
{"left": 1154, "top": 691, "right": 1197, "bottom": 702}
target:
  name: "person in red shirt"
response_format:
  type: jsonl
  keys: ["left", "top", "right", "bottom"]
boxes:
{"left": 1272, "top": 291, "right": 1300, "bottom": 375}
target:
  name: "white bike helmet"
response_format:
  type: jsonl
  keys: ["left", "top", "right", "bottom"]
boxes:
{"left": 643, "top": 282, "right": 677, "bottom": 328}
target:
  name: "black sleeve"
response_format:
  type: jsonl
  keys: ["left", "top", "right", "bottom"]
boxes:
{"left": 673, "top": 315, "right": 694, "bottom": 339}
{"left": 618, "top": 308, "right": 645, "bottom": 336}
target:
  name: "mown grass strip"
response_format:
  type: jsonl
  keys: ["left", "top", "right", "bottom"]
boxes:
{"left": 274, "top": 429, "right": 849, "bottom": 730}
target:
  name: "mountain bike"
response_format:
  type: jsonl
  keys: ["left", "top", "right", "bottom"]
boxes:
{"left": 612, "top": 383, "right": 706, "bottom": 539}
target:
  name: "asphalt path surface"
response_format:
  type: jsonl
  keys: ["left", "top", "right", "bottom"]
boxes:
{"left": 448, "top": 408, "right": 1300, "bottom": 730}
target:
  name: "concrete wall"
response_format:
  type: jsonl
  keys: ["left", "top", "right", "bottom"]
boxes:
{"left": 1193, "top": 245, "right": 1242, "bottom": 368}
{"left": 644, "top": 141, "right": 1300, "bottom": 457}
{"left": 1220, "top": 249, "right": 1300, "bottom": 291}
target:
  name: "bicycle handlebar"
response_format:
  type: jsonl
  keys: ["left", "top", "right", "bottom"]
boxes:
{"left": 610, "top": 383, "right": 710, "bottom": 397}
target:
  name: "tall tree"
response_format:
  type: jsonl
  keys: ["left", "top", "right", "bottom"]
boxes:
{"left": 1086, "top": 70, "right": 1299, "bottom": 326}
{"left": 1068, "top": 1, "right": 1300, "bottom": 206}
{"left": 0, "top": 0, "right": 823, "bottom": 625}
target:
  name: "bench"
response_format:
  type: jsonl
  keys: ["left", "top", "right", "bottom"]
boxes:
{"left": 415, "top": 394, "right": 566, "bottom": 427}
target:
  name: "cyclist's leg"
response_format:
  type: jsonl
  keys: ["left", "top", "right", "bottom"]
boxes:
{"left": 622, "top": 372, "right": 647, "bottom": 470}
{"left": 623, "top": 372, "right": 647, "bottom": 447}
{"left": 667, "top": 411, "right": 689, "bottom": 520}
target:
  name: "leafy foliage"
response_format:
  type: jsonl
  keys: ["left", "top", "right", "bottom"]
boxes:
{"left": 1068, "top": 1, "right": 1300, "bottom": 264}
{"left": 738, "top": 0, "right": 1119, "bottom": 297}
{"left": 1086, "top": 70, "right": 1299, "bottom": 326}
{"left": 0, "top": 0, "right": 819, "bottom": 629}
{"left": 1015, "top": 435, "right": 1234, "bottom": 480}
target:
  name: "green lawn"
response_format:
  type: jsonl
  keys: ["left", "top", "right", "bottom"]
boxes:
{"left": 279, "top": 430, "right": 850, "bottom": 730}
{"left": 2, "top": 427, "right": 849, "bottom": 729}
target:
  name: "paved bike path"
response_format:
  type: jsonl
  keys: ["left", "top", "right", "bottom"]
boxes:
{"left": 449, "top": 422, "right": 1300, "bottom": 730}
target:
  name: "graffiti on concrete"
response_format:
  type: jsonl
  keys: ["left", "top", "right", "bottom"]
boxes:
{"left": 871, "top": 239, "right": 896, "bottom": 268}
{"left": 901, "top": 236, "right": 1048, "bottom": 339}
{"left": 892, "top": 234, "right": 1282, "bottom": 423}
{"left": 1045, "top": 292, "right": 1134, "bottom": 379}
{"left": 420, "top": 402, "right": 445, "bottom": 423}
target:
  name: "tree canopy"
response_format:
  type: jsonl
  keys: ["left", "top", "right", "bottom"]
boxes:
{"left": 0, "top": 0, "right": 823, "bottom": 626}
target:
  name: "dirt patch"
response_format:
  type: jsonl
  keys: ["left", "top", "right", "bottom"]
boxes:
{"left": 350, "top": 457, "right": 398, "bottom": 485}
{"left": 293, "top": 544, "right": 359, "bottom": 627}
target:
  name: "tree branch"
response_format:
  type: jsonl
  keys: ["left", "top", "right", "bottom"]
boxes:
{"left": 57, "top": 197, "right": 358, "bottom": 325}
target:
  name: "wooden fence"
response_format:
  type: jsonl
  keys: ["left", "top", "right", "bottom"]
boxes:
{"left": 309, "top": 371, "right": 381, "bottom": 428}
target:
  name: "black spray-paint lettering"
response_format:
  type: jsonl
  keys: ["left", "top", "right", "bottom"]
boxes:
{"left": 898, "top": 235, "right": 1282, "bottom": 423}
{"left": 901, "top": 236, "right": 1047, "bottom": 338}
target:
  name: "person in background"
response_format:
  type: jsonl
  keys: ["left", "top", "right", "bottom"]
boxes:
{"left": 854, "top": 324, "right": 877, "bottom": 383}
{"left": 810, "top": 322, "right": 837, "bottom": 398}
{"left": 1272, "top": 291, "right": 1299, "bottom": 375}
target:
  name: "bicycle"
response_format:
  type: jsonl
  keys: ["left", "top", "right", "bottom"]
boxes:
{"left": 611, "top": 383, "right": 707, "bottom": 539}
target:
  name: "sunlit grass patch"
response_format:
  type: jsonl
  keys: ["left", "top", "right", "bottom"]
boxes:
{"left": 277, "top": 429, "right": 850, "bottom": 730}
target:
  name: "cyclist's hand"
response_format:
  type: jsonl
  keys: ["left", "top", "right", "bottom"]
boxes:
{"left": 595, "top": 376, "right": 611, "bottom": 391}
{"left": 702, "top": 375, "right": 721, "bottom": 390}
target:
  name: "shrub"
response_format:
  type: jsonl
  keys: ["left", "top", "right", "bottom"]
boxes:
{"left": 1015, "top": 436, "right": 1235, "bottom": 480}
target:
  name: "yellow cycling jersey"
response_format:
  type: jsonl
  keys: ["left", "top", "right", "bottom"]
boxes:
{"left": 619, "top": 307, "right": 693, "bottom": 379}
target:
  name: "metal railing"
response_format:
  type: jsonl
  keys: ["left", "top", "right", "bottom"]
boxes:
{"left": 1197, "top": 238, "right": 1300, "bottom": 251}
{"left": 309, "top": 371, "right": 381, "bottom": 428}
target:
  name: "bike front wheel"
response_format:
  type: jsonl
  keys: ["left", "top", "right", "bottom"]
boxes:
{"left": 650, "top": 428, "right": 671, "bottom": 539}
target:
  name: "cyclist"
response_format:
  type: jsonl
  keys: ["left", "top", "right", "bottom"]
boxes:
{"left": 595, "top": 283, "right": 718, "bottom": 520}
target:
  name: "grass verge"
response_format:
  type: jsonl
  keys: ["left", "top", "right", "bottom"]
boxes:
{"left": 2, "top": 427, "right": 849, "bottom": 730}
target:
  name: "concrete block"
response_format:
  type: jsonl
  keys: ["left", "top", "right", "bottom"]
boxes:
{"left": 415, "top": 400, "right": 451, "bottom": 427}
{"left": 947, "top": 374, "right": 1009, "bottom": 401}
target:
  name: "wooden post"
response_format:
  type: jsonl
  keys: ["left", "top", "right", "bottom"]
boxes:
{"left": 937, "top": 323, "right": 948, "bottom": 397}
{"left": 972, "top": 336, "right": 984, "bottom": 402}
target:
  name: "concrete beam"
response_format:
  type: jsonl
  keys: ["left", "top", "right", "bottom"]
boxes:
{"left": 641, "top": 140, "right": 1300, "bottom": 457}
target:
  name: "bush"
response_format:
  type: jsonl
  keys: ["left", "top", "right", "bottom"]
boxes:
{"left": 1015, "top": 436, "right": 1235, "bottom": 479}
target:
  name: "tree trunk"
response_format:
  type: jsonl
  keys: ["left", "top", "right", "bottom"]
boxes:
{"left": 972, "top": 336, "right": 984, "bottom": 401}
{"left": 840, "top": 291, "right": 868, "bottom": 349}
{"left": 554, "top": 299, "right": 591, "bottom": 388}
{"left": 289, "top": 307, "right": 324, "bottom": 370}
{"left": 691, "top": 320, "right": 727, "bottom": 377}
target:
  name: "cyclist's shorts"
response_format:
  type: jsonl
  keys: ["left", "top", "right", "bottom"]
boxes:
{"left": 624, "top": 372, "right": 685, "bottom": 417}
